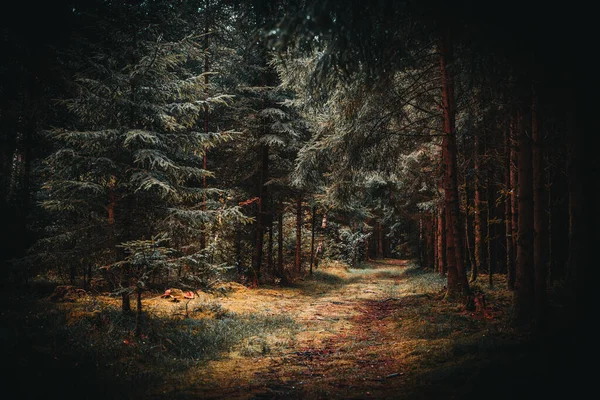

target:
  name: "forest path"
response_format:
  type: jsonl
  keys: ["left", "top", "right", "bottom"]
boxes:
{"left": 181, "top": 259, "right": 421, "bottom": 399}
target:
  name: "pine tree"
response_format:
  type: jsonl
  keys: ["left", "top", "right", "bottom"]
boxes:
{"left": 36, "top": 1, "right": 249, "bottom": 312}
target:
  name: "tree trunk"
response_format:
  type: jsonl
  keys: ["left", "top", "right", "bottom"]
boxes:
{"left": 295, "top": 194, "right": 302, "bottom": 273}
{"left": 84, "top": 264, "right": 93, "bottom": 291}
{"left": 277, "top": 206, "right": 285, "bottom": 281}
{"left": 532, "top": 94, "right": 548, "bottom": 328}
{"left": 267, "top": 222, "right": 274, "bottom": 275}
{"left": 509, "top": 113, "right": 519, "bottom": 290}
{"left": 439, "top": 36, "right": 469, "bottom": 298}
{"left": 437, "top": 205, "right": 447, "bottom": 275}
{"left": 472, "top": 133, "right": 484, "bottom": 282}
{"left": 445, "top": 204, "right": 459, "bottom": 294}
{"left": 427, "top": 213, "right": 435, "bottom": 269}
{"left": 433, "top": 212, "right": 439, "bottom": 271}
{"left": 134, "top": 288, "right": 143, "bottom": 337}
{"left": 514, "top": 109, "right": 534, "bottom": 326}
{"left": 122, "top": 290, "right": 131, "bottom": 313}
{"left": 251, "top": 145, "right": 269, "bottom": 284}
{"left": 461, "top": 132, "right": 475, "bottom": 274}
{"left": 309, "top": 205, "right": 316, "bottom": 275}
{"left": 487, "top": 176, "right": 494, "bottom": 288}
{"left": 200, "top": 0, "right": 211, "bottom": 251}
{"left": 235, "top": 227, "right": 242, "bottom": 275}
{"left": 418, "top": 217, "right": 424, "bottom": 265}
{"left": 365, "top": 227, "right": 371, "bottom": 261}
{"left": 464, "top": 185, "right": 476, "bottom": 275}
{"left": 378, "top": 221, "right": 384, "bottom": 259}
{"left": 315, "top": 212, "right": 327, "bottom": 268}
{"left": 505, "top": 118, "right": 515, "bottom": 290}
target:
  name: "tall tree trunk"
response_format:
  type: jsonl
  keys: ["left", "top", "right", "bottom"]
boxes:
{"left": 487, "top": 176, "right": 494, "bottom": 288}
{"left": 433, "top": 212, "right": 439, "bottom": 271}
{"left": 509, "top": 112, "right": 519, "bottom": 290}
{"left": 200, "top": 0, "right": 211, "bottom": 251}
{"left": 439, "top": 36, "right": 469, "bottom": 298}
{"left": 277, "top": 205, "right": 285, "bottom": 281}
{"left": 295, "top": 194, "right": 302, "bottom": 273}
{"left": 505, "top": 118, "right": 515, "bottom": 290}
{"left": 309, "top": 205, "right": 316, "bottom": 275}
{"left": 464, "top": 185, "right": 476, "bottom": 275}
{"left": 251, "top": 145, "right": 269, "bottom": 285}
{"left": 472, "top": 133, "right": 484, "bottom": 282}
{"left": 120, "top": 80, "right": 138, "bottom": 313}
{"left": 461, "top": 132, "right": 475, "bottom": 274}
{"left": 514, "top": 109, "right": 534, "bottom": 326}
{"left": 532, "top": 94, "right": 548, "bottom": 328}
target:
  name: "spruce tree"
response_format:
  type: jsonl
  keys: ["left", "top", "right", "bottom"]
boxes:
{"left": 36, "top": 0, "right": 249, "bottom": 312}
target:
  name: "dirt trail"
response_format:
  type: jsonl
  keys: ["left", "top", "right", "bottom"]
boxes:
{"left": 185, "top": 259, "right": 418, "bottom": 399}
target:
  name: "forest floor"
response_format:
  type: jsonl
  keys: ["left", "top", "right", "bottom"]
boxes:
{"left": 1, "top": 259, "right": 582, "bottom": 399}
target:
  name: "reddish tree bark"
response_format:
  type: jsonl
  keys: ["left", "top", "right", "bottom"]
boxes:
{"left": 472, "top": 133, "right": 484, "bottom": 282}
{"left": 439, "top": 36, "right": 469, "bottom": 297}
{"left": 295, "top": 194, "right": 302, "bottom": 273}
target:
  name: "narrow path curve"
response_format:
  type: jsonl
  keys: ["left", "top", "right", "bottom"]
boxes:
{"left": 187, "top": 259, "right": 417, "bottom": 399}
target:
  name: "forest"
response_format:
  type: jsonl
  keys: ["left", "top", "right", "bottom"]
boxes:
{"left": 0, "top": 0, "right": 595, "bottom": 399}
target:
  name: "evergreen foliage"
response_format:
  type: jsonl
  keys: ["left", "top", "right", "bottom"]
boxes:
{"left": 33, "top": 0, "right": 250, "bottom": 296}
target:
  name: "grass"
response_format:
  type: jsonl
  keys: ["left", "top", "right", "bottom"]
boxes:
{"left": 2, "top": 259, "right": 578, "bottom": 400}
{"left": 1, "top": 288, "right": 299, "bottom": 399}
